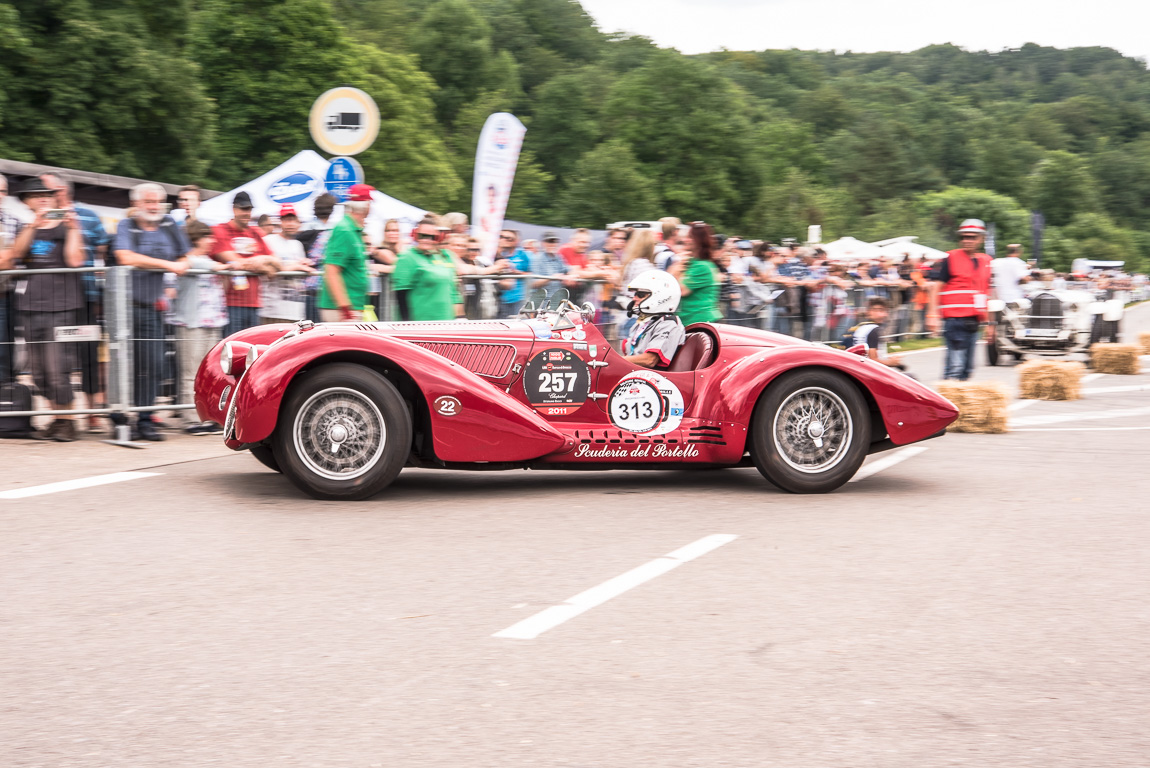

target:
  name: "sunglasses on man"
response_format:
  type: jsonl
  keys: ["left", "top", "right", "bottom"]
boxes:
{"left": 416, "top": 232, "right": 438, "bottom": 241}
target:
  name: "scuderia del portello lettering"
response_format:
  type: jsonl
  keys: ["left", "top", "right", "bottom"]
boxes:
{"left": 572, "top": 443, "right": 700, "bottom": 459}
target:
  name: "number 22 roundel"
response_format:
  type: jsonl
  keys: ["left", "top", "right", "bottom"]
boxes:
{"left": 608, "top": 370, "right": 685, "bottom": 435}
{"left": 523, "top": 348, "right": 591, "bottom": 416}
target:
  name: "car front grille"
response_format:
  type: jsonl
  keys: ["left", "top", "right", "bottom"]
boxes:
{"left": 1029, "top": 293, "right": 1064, "bottom": 330}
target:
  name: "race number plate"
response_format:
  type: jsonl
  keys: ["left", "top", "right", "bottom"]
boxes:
{"left": 523, "top": 348, "right": 591, "bottom": 416}
{"left": 608, "top": 370, "right": 686, "bottom": 435}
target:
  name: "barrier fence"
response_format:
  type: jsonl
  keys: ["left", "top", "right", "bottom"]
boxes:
{"left": 1, "top": 265, "right": 1145, "bottom": 439}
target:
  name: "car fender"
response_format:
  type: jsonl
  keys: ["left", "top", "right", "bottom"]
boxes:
{"left": 230, "top": 330, "right": 569, "bottom": 462}
{"left": 697, "top": 345, "right": 958, "bottom": 447}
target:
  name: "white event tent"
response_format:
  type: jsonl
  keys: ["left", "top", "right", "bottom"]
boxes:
{"left": 871, "top": 236, "right": 948, "bottom": 263}
{"left": 819, "top": 236, "right": 884, "bottom": 262}
{"left": 195, "top": 150, "right": 427, "bottom": 241}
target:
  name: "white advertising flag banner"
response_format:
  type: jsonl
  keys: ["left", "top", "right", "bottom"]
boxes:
{"left": 472, "top": 112, "right": 526, "bottom": 263}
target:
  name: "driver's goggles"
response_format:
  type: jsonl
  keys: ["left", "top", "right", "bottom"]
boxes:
{"left": 633, "top": 290, "right": 652, "bottom": 301}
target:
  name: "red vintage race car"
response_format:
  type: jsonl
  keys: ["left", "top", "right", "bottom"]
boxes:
{"left": 194, "top": 299, "right": 957, "bottom": 500}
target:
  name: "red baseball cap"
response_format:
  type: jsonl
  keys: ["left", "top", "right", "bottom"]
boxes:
{"left": 278, "top": 204, "right": 298, "bottom": 218}
{"left": 348, "top": 184, "right": 375, "bottom": 202}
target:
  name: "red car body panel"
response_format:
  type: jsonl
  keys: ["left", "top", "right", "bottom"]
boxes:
{"left": 195, "top": 316, "right": 957, "bottom": 468}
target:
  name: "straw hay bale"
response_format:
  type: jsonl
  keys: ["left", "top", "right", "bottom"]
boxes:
{"left": 1090, "top": 343, "right": 1140, "bottom": 375}
{"left": 1017, "top": 360, "right": 1084, "bottom": 401}
{"left": 935, "top": 381, "right": 1009, "bottom": 434}
{"left": 1138, "top": 332, "right": 1150, "bottom": 356}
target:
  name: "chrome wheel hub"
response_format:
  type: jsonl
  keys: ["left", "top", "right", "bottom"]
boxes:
{"left": 772, "top": 387, "right": 852, "bottom": 473}
{"left": 293, "top": 387, "right": 386, "bottom": 480}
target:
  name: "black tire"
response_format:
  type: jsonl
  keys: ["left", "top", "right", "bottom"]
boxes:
{"left": 1089, "top": 316, "right": 1119, "bottom": 345}
{"left": 987, "top": 331, "right": 1000, "bottom": 366}
{"left": 750, "top": 369, "right": 871, "bottom": 494}
{"left": 272, "top": 363, "right": 412, "bottom": 500}
{"left": 250, "top": 444, "right": 281, "bottom": 473}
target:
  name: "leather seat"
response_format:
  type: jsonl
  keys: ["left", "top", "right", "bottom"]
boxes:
{"left": 664, "top": 331, "right": 716, "bottom": 372}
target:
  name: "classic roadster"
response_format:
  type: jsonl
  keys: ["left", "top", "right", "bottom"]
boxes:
{"left": 986, "top": 284, "right": 1125, "bottom": 365}
{"left": 195, "top": 298, "right": 958, "bottom": 500}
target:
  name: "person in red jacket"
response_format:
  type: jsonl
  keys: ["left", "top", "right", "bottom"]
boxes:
{"left": 927, "top": 219, "right": 992, "bottom": 380}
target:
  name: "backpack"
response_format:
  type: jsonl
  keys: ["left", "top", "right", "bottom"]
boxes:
{"left": 0, "top": 381, "right": 35, "bottom": 439}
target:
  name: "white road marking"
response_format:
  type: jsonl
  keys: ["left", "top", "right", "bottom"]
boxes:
{"left": 492, "top": 534, "right": 739, "bottom": 640}
{"left": 1012, "top": 406, "right": 1150, "bottom": 427}
{"left": 1008, "top": 400, "right": 1039, "bottom": 411}
{"left": 0, "top": 471, "right": 162, "bottom": 500}
{"left": 1082, "top": 373, "right": 1103, "bottom": 383}
{"left": 849, "top": 446, "right": 929, "bottom": 482}
{"left": 1081, "top": 384, "right": 1150, "bottom": 395}
{"left": 1013, "top": 426, "right": 1150, "bottom": 432}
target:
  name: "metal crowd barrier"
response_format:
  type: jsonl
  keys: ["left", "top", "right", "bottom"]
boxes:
{"left": 8, "top": 264, "right": 1101, "bottom": 441}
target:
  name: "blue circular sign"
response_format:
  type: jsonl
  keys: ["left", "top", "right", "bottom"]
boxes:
{"left": 325, "top": 157, "right": 364, "bottom": 202}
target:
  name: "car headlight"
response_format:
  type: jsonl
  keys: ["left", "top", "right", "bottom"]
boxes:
{"left": 220, "top": 341, "right": 251, "bottom": 377}
{"left": 246, "top": 344, "right": 262, "bottom": 369}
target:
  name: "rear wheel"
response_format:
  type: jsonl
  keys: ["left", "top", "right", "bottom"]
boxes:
{"left": 273, "top": 363, "right": 412, "bottom": 500}
{"left": 750, "top": 369, "right": 870, "bottom": 494}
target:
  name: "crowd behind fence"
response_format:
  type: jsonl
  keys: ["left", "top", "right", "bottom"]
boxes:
{"left": 1, "top": 265, "right": 1148, "bottom": 440}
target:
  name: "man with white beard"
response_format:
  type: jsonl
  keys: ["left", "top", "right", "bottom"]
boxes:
{"left": 112, "top": 182, "right": 191, "bottom": 442}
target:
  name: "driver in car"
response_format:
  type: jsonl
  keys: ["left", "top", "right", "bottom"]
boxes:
{"left": 623, "top": 271, "right": 686, "bottom": 368}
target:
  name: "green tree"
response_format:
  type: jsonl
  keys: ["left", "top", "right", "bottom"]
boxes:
{"left": 346, "top": 43, "right": 462, "bottom": 211}
{"left": 412, "top": 0, "right": 518, "bottom": 125}
{"left": 1090, "top": 136, "right": 1150, "bottom": 227}
{"left": 744, "top": 170, "right": 858, "bottom": 243}
{"left": 190, "top": 0, "right": 349, "bottom": 185}
{"left": 602, "top": 50, "right": 759, "bottom": 226}
{"left": 1024, "top": 150, "right": 1102, "bottom": 226}
{"left": 825, "top": 112, "right": 943, "bottom": 208}
{"left": 0, "top": 0, "right": 216, "bottom": 181}
{"left": 1059, "top": 213, "right": 1143, "bottom": 273}
{"left": 913, "top": 187, "right": 1030, "bottom": 246}
{"left": 551, "top": 140, "right": 657, "bottom": 227}
{"left": 526, "top": 69, "right": 604, "bottom": 181}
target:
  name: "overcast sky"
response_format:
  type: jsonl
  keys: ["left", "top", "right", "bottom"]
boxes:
{"left": 579, "top": 0, "right": 1150, "bottom": 64}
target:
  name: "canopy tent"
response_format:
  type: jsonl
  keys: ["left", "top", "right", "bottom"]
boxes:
{"left": 871, "top": 236, "right": 948, "bottom": 263}
{"left": 194, "top": 150, "right": 427, "bottom": 242}
{"left": 819, "top": 236, "right": 884, "bottom": 262}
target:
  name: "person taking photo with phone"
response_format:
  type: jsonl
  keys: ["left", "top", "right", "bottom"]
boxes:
{"left": 9, "top": 178, "right": 85, "bottom": 441}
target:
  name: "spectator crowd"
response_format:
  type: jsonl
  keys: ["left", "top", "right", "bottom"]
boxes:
{"left": 1, "top": 172, "right": 1146, "bottom": 442}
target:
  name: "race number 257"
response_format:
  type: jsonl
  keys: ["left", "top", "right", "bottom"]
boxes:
{"left": 538, "top": 372, "right": 577, "bottom": 393}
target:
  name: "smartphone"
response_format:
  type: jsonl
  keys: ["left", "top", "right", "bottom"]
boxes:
{"left": 44, "top": 209, "right": 68, "bottom": 220}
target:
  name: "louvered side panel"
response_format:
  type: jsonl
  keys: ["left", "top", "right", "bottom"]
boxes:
{"left": 412, "top": 342, "right": 517, "bottom": 378}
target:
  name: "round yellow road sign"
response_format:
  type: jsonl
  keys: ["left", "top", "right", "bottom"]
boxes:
{"left": 308, "top": 87, "right": 380, "bottom": 156}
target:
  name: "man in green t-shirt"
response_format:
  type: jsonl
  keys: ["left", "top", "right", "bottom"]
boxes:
{"left": 317, "top": 183, "right": 374, "bottom": 321}
{"left": 392, "top": 216, "right": 461, "bottom": 321}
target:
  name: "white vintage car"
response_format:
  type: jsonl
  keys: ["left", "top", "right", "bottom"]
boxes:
{"left": 986, "top": 283, "right": 1125, "bottom": 365}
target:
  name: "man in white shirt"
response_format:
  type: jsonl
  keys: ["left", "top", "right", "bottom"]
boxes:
{"left": 991, "top": 244, "right": 1031, "bottom": 303}
{"left": 261, "top": 204, "right": 316, "bottom": 322}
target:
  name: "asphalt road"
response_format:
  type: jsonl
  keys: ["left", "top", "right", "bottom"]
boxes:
{"left": 2, "top": 305, "right": 1149, "bottom": 767}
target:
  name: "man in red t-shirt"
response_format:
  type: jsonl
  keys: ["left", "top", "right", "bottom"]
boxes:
{"left": 559, "top": 228, "right": 591, "bottom": 270}
{"left": 211, "top": 190, "right": 277, "bottom": 337}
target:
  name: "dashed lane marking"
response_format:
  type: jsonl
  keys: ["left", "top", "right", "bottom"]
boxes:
{"left": 1081, "top": 384, "right": 1150, "bottom": 395}
{"left": 1012, "top": 406, "right": 1150, "bottom": 427}
{"left": 1013, "top": 426, "right": 1150, "bottom": 432}
{"left": 1008, "top": 400, "right": 1039, "bottom": 411}
{"left": 850, "top": 446, "right": 929, "bottom": 482}
{"left": 492, "top": 534, "right": 739, "bottom": 640}
{"left": 0, "top": 471, "right": 163, "bottom": 500}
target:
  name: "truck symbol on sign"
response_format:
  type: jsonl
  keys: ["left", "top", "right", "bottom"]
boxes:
{"left": 327, "top": 113, "right": 362, "bottom": 132}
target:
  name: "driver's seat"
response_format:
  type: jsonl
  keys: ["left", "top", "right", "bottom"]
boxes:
{"left": 664, "top": 331, "right": 716, "bottom": 372}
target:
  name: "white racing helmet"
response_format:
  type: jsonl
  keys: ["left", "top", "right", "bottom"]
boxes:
{"left": 627, "top": 269, "right": 681, "bottom": 316}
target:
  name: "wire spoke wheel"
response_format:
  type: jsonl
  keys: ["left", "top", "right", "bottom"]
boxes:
{"left": 293, "top": 387, "right": 387, "bottom": 481}
{"left": 772, "top": 387, "right": 853, "bottom": 473}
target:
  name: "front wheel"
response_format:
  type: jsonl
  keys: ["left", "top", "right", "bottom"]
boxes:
{"left": 273, "top": 363, "right": 412, "bottom": 500}
{"left": 750, "top": 369, "right": 871, "bottom": 494}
